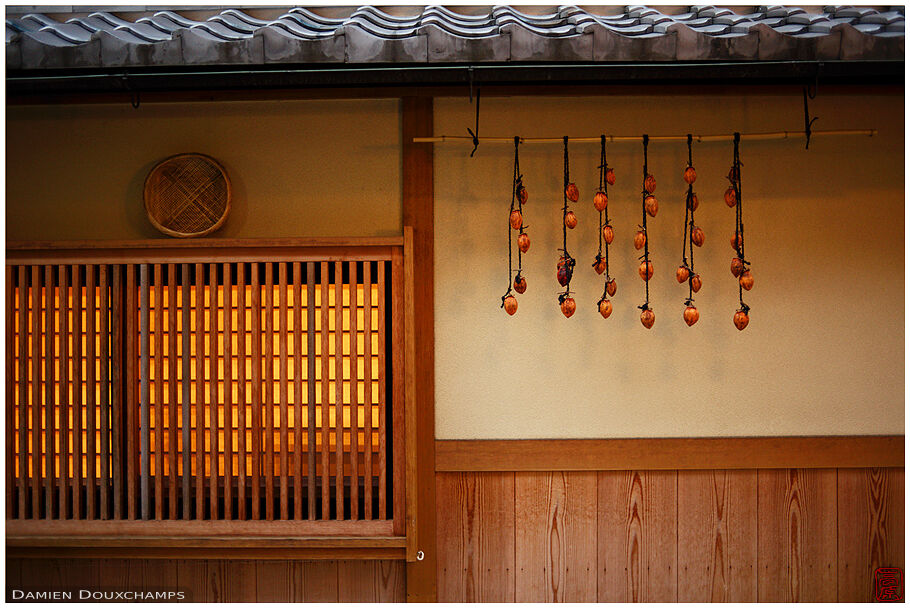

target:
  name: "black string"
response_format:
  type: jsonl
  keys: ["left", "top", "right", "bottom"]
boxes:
{"left": 640, "top": 135, "right": 650, "bottom": 310}
{"left": 467, "top": 88, "right": 481, "bottom": 157}
{"left": 733, "top": 132, "right": 749, "bottom": 313}
{"left": 561, "top": 136, "right": 572, "bottom": 298}
{"left": 686, "top": 133, "right": 695, "bottom": 303}
{"left": 501, "top": 136, "right": 520, "bottom": 307}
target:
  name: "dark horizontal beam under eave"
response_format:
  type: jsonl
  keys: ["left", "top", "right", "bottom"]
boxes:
{"left": 6, "top": 60, "right": 904, "bottom": 98}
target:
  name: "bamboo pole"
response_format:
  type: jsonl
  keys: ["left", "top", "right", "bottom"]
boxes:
{"left": 413, "top": 129, "right": 876, "bottom": 144}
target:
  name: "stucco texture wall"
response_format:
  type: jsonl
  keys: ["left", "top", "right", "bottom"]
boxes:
{"left": 434, "top": 89, "right": 904, "bottom": 439}
{"left": 6, "top": 98, "right": 401, "bottom": 240}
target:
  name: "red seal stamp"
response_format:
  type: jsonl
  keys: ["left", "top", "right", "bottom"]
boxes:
{"left": 875, "top": 567, "right": 903, "bottom": 602}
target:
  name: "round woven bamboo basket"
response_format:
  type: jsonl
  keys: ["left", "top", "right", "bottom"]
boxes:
{"left": 143, "top": 153, "right": 231, "bottom": 238}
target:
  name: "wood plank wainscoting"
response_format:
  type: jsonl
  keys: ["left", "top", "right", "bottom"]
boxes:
{"left": 6, "top": 559, "right": 404, "bottom": 602}
{"left": 436, "top": 437, "right": 904, "bottom": 603}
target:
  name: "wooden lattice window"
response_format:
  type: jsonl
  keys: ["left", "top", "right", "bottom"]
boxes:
{"left": 6, "top": 243, "right": 404, "bottom": 538}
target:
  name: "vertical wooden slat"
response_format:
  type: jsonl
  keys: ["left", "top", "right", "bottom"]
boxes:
{"left": 377, "top": 261, "right": 386, "bottom": 520}
{"left": 403, "top": 228, "right": 417, "bottom": 559}
{"left": 6, "top": 267, "right": 16, "bottom": 519}
{"left": 236, "top": 263, "right": 246, "bottom": 521}
{"left": 125, "top": 264, "right": 137, "bottom": 520}
{"left": 223, "top": 262, "right": 233, "bottom": 520}
{"left": 43, "top": 265, "right": 54, "bottom": 519}
{"left": 153, "top": 264, "right": 163, "bottom": 521}
{"left": 321, "top": 262, "right": 330, "bottom": 519}
{"left": 30, "top": 265, "right": 42, "bottom": 519}
{"left": 263, "top": 262, "right": 274, "bottom": 521}
{"left": 677, "top": 469, "right": 758, "bottom": 602}
{"left": 99, "top": 265, "right": 110, "bottom": 520}
{"left": 514, "top": 472, "right": 598, "bottom": 602}
{"left": 363, "top": 261, "right": 372, "bottom": 520}
{"left": 138, "top": 264, "right": 150, "bottom": 521}
{"left": 181, "top": 265, "right": 190, "bottom": 520}
{"left": 71, "top": 265, "right": 82, "bottom": 521}
{"left": 757, "top": 469, "right": 837, "bottom": 602}
{"left": 85, "top": 264, "right": 96, "bottom": 520}
{"left": 390, "top": 250, "right": 404, "bottom": 535}
{"left": 167, "top": 264, "right": 178, "bottom": 520}
{"left": 194, "top": 264, "right": 204, "bottom": 521}
{"left": 208, "top": 264, "right": 218, "bottom": 520}
{"left": 306, "top": 262, "right": 316, "bottom": 521}
{"left": 111, "top": 266, "right": 122, "bottom": 519}
{"left": 250, "top": 263, "right": 261, "bottom": 521}
{"left": 837, "top": 467, "right": 905, "bottom": 601}
{"left": 17, "top": 265, "right": 28, "bottom": 519}
{"left": 278, "top": 262, "right": 288, "bottom": 520}
{"left": 58, "top": 265, "right": 70, "bottom": 520}
{"left": 598, "top": 470, "right": 678, "bottom": 602}
{"left": 292, "top": 263, "right": 303, "bottom": 521}
{"left": 348, "top": 260, "right": 359, "bottom": 522}
{"left": 334, "top": 262, "right": 344, "bottom": 518}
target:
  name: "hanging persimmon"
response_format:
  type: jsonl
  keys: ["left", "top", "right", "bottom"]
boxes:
{"left": 683, "top": 305, "right": 699, "bottom": 326}
{"left": 733, "top": 308, "right": 750, "bottom": 330}
{"left": 724, "top": 186, "right": 737, "bottom": 207}
{"left": 565, "top": 182, "right": 579, "bottom": 203}
{"left": 503, "top": 294, "right": 518, "bottom": 315}
{"left": 730, "top": 257, "right": 743, "bottom": 277}
{"left": 676, "top": 266, "right": 690, "bottom": 283}
{"left": 592, "top": 255, "right": 606, "bottom": 275}
{"left": 691, "top": 274, "right": 702, "bottom": 293}
{"left": 644, "top": 174, "right": 657, "bottom": 194}
{"left": 564, "top": 210, "right": 578, "bottom": 229}
{"left": 739, "top": 269, "right": 754, "bottom": 291}
{"left": 640, "top": 307, "right": 655, "bottom": 329}
{"left": 509, "top": 209, "right": 523, "bottom": 230}
{"left": 638, "top": 260, "right": 654, "bottom": 281}
{"left": 517, "top": 232, "right": 531, "bottom": 253}
{"left": 606, "top": 278, "right": 617, "bottom": 297}
{"left": 605, "top": 167, "right": 616, "bottom": 186}
{"left": 602, "top": 224, "right": 614, "bottom": 244}
{"left": 594, "top": 191, "right": 608, "bottom": 212}
{"left": 645, "top": 195, "right": 658, "bottom": 218}
{"left": 687, "top": 192, "right": 699, "bottom": 211}
{"left": 560, "top": 294, "right": 576, "bottom": 318}
{"left": 598, "top": 298, "right": 613, "bottom": 319}
{"left": 518, "top": 186, "right": 529, "bottom": 205}
{"left": 513, "top": 274, "right": 527, "bottom": 294}
{"left": 634, "top": 230, "right": 647, "bottom": 250}
{"left": 684, "top": 166, "right": 697, "bottom": 184}
{"left": 691, "top": 226, "right": 705, "bottom": 247}
{"left": 730, "top": 233, "right": 742, "bottom": 251}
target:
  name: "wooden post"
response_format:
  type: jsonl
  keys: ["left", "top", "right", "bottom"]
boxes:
{"left": 401, "top": 95, "right": 436, "bottom": 601}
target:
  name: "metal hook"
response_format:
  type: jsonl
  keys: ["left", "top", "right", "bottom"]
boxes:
{"left": 121, "top": 74, "right": 140, "bottom": 109}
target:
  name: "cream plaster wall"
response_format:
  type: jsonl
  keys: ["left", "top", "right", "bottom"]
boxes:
{"left": 6, "top": 98, "right": 401, "bottom": 240}
{"left": 434, "top": 89, "right": 904, "bottom": 438}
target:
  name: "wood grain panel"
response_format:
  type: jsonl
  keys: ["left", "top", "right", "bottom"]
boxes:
{"left": 434, "top": 472, "right": 515, "bottom": 602}
{"left": 514, "top": 472, "right": 597, "bottom": 602}
{"left": 597, "top": 470, "right": 677, "bottom": 602}
{"left": 677, "top": 470, "right": 757, "bottom": 602}
{"left": 256, "top": 561, "right": 290, "bottom": 602}
{"left": 757, "top": 469, "right": 837, "bottom": 602}
{"left": 837, "top": 467, "right": 905, "bottom": 602}
{"left": 208, "top": 560, "right": 258, "bottom": 602}
{"left": 303, "top": 560, "right": 339, "bottom": 602}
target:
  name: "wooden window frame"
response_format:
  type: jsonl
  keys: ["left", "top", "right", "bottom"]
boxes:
{"left": 5, "top": 236, "right": 412, "bottom": 560}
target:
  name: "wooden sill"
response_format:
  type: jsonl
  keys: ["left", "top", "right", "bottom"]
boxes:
{"left": 6, "top": 520, "right": 406, "bottom": 560}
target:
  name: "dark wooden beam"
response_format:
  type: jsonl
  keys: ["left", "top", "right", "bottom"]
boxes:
{"left": 436, "top": 436, "right": 905, "bottom": 472}
{"left": 401, "top": 96, "right": 436, "bottom": 602}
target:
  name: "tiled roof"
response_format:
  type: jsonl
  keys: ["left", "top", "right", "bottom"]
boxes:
{"left": 6, "top": 5, "right": 905, "bottom": 70}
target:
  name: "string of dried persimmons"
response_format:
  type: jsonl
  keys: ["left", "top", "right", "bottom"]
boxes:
{"left": 594, "top": 134, "right": 616, "bottom": 319}
{"left": 728, "top": 132, "right": 753, "bottom": 330}
{"left": 557, "top": 136, "right": 578, "bottom": 318}
{"left": 637, "top": 135, "right": 657, "bottom": 329}
{"left": 678, "top": 134, "right": 704, "bottom": 326}
{"left": 502, "top": 136, "right": 528, "bottom": 315}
